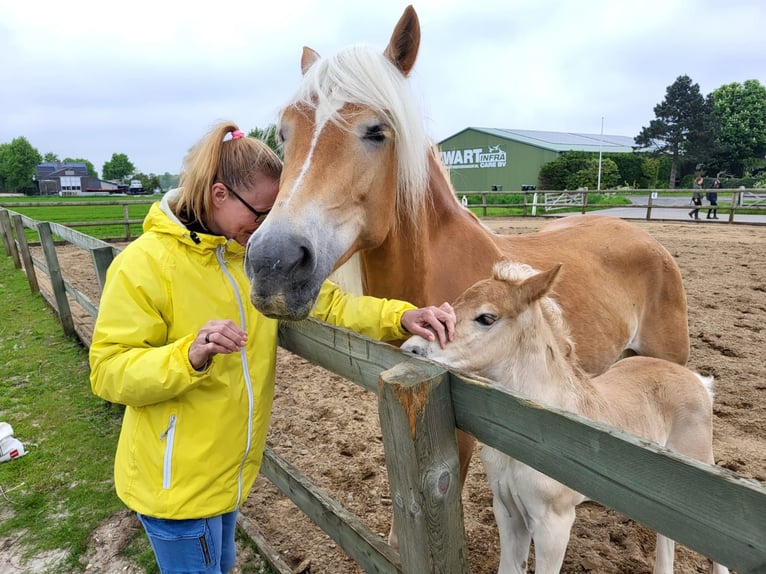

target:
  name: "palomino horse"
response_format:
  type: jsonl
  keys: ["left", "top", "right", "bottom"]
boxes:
{"left": 401, "top": 261, "right": 727, "bottom": 574}
{"left": 245, "top": 5, "right": 689, "bottom": 545}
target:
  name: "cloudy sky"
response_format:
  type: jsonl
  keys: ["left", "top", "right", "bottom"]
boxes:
{"left": 2, "top": 0, "right": 764, "bottom": 177}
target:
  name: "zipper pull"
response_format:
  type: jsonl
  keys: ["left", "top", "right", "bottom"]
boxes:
{"left": 160, "top": 415, "right": 176, "bottom": 441}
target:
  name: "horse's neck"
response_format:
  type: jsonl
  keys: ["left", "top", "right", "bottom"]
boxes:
{"left": 500, "top": 308, "right": 587, "bottom": 412}
{"left": 360, "top": 152, "right": 502, "bottom": 306}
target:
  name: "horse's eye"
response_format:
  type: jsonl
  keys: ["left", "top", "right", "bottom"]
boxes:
{"left": 475, "top": 313, "right": 497, "bottom": 326}
{"left": 364, "top": 124, "right": 387, "bottom": 144}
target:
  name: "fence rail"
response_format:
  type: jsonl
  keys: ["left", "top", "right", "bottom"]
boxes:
{"left": 1, "top": 206, "right": 765, "bottom": 573}
{"left": 458, "top": 188, "right": 766, "bottom": 223}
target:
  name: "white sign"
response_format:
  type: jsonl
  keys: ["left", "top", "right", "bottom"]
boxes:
{"left": 441, "top": 145, "right": 507, "bottom": 169}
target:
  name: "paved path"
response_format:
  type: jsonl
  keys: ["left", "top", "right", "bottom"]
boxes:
{"left": 560, "top": 196, "right": 766, "bottom": 225}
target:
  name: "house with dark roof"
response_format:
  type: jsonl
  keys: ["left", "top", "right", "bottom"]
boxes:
{"left": 35, "top": 162, "right": 123, "bottom": 196}
{"left": 438, "top": 128, "right": 639, "bottom": 192}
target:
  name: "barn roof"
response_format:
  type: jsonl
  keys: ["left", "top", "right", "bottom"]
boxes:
{"left": 451, "top": 127, "right": 639, "bottom": 153}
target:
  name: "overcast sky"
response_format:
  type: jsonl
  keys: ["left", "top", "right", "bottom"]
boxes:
{"left": 2, "top": 0, "right": 764, "bottom": 177}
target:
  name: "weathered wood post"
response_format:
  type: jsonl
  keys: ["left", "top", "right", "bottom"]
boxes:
{"left": 378, "top": 359, "right": 468, "bottom": 573}
{"left": 37, "top": 221, "right": 76, "bottom": 338}
{"left": 0, "top": 208, "right": 22, "bottom": 268}
{"left": 11, "top": 213, "right": 39, "bottom": 294}
{"left": 728, "top": 190, "right": 737, "bottom": 223}
{"left": 122, "top": 204, "right": 131, "bottom": 240}
{"left": 646, "top": 191, "right": 654, "bottom": 220}
{"left": 90, "top": 246, "right": 116, "bottom": 294}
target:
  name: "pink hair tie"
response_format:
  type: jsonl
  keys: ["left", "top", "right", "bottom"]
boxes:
{"left": 231, "top": 130, "right": 245, "bottom": 140}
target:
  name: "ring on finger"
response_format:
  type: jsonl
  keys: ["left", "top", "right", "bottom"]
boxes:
{"left": 205, "top": 333, "right": 211, "bottom": 344}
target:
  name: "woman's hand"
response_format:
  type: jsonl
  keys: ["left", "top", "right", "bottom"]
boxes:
{"left": 401, "top": 302, "right": 456, "bottom": 349}
{"left": 188, "top": 320, "right": 248, "bottom": 370}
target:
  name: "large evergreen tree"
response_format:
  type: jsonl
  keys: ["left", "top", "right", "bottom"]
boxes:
{"left": 635, "top": 75, "right": 709, "bottom": 188}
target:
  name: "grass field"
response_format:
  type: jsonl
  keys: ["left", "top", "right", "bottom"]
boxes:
{"left": 0, "top": 251, "right": 152, "bottom": 572}
{"left": 0, "top": 203, "right": 274, "bottom": 573}
{"left": 0, "top": 195, "right": 154, "bottom": 241}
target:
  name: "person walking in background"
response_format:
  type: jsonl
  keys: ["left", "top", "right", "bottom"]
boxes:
{"left": 707, "top": 177, "right": 721, "bottom": 219}
{"left": 689, "top": 176, "right": 704, "bottom": 220}
{"left": 89, "top": 121, "right": 456, "bottom": 574}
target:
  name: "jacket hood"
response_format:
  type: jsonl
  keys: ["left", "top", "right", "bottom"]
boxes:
{"left": 145, "top": 189, "right": 244, "bottom": 256}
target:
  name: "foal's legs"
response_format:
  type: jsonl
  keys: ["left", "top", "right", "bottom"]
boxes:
{"left": 491, "top": 492, "right": 531, "bottom": 574}
{"left": 529, "top": 505, "right": 576, "bottom": 574}
{"left": 653, "top": 534, "right": 675, "bottom": 574}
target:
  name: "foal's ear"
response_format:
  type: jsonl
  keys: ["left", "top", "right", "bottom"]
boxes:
{"left": 301, "top": 47, "right": 321, "bottom": 75}
{"left": 520, "top": 263, "right": 563, "bottom": 304}
{"left": 384, "top": 5, "right": 420, "bottom": 76}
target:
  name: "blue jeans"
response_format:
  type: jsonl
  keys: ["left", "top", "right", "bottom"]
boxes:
{"left": 137, "top": 510, "right": 238, "bottom": 574}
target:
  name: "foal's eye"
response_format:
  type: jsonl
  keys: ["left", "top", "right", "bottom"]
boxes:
{"left": 363, "top": 124, "right": 387, "bottom": 144}
{"left": 475, "top": 313, "right": 497, "bottom": 326}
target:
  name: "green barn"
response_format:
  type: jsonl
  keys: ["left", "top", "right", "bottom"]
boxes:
{"left": 438, "top": 128, "right": 637, "bottom": 192}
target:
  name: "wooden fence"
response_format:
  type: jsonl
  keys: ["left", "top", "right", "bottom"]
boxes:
{"left": 1, "top": 206, "right": 765, "bottom": 573}
{"left": 460, "top": 188, "right": 766, "bottom": 223}
{"left": 3, "top": 190, "right": 766, "bottom": 242}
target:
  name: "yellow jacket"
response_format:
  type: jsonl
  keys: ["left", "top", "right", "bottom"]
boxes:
{"left": 89, "top": 195, "right": 414, "bottom": 519}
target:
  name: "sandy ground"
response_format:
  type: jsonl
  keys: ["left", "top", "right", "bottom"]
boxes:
{"left": 17, "top": 217, "right": 766, "bottom": 573}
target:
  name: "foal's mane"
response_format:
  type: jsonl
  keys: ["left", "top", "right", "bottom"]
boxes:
{"left": 286, "top": 44, "right": 432, "bottom": 226}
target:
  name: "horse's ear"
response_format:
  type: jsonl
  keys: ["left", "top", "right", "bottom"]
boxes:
{"left": 520, "top": 264, "right": 563, "bottom": 304}
{"left": 384, "top": 5, "right": 420, "bottom": 76}
{"left": 301, "top": 47, "right": 320, "bottom": 75}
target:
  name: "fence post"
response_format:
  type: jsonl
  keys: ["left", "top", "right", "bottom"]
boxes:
{"left": 37, "top": 221, "right": 76, "bottom": 338}
{"left": 728, "top": 191, "right": 738, "bottom": 223}
{"left": 123, "top": 204, "right": 131, "bottom": 240}
{"left": 646, "top": 192, "right": 654, "bottom": 221}
{"left": 0, "top": 209, "right": 22, "bottom": 268}
{"left": 377, "top": 360, "right": 468, "bottom": 574}
{"left": 91, "top": 246, "right": 116, "bottom": 294}
{"left": 11, "top": 214, "right": 39, "bottom": 294}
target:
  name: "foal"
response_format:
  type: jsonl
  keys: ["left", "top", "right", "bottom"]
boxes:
{"left": 402, "top": 261, "right": 728, "bottom": 574}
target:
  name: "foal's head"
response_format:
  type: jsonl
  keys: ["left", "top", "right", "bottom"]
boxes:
{"left": 402, "top": 261, "right": 569, "bottom": 382}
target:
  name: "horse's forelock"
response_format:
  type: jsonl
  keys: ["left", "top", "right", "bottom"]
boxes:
{"left": 289, "top": 44, "right": 431, "bottom": 226}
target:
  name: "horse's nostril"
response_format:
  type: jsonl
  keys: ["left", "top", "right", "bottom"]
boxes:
{"left": 409, "top": 345, "right": 425, "bottom": 356}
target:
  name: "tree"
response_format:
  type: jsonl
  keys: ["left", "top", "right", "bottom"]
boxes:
{"left": 102, "top": 153, "right": 135, "bottom": 181}
{"left": 539, "top": 151, "right": 621, "bottom": 190}
{"left": 63, "top": 157, "right": 97, "bottom": 178}
{"left": 248, "top": 125, "right": 282, "bottom": 158}
{"left": 44, "top": 152, "right": 59, "bottom": 162}
{"left": 710, "top": 80, "right": 766, "bottom": 176}
{"left": 635, "top": 75, "right": 709, "bottom": 188}
{"left": 158, "top": 172, "right": 179, "bottom": 191}
{"left": 0, "top": 137, "right": 42, "bottom": 193}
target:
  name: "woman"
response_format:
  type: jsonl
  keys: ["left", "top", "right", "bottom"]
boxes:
{"left": 689, "top": 176, "right": 704, "bottom": 220}
{"left": 89, "top": 121, "right": 455, "bottom": 574}
{"left": 707, "top": 177, "right": 720, "bottom": 219}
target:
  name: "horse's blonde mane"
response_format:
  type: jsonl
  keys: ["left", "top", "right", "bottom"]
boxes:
{"left": 287, "top": 44, "right": 431, "bottom": 225}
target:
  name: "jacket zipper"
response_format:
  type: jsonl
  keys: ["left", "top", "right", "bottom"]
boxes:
{"left": 217, "top": 246, "right": 254, "bottom": 507}
{"left": 160, "top": 414, "right": 177, "bottom": 489}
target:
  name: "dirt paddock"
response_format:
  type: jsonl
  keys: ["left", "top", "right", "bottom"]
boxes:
{"left": 35, "top": 216, "right": 766, "bottom": 573}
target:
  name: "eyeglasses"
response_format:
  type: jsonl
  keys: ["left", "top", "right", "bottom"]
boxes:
{"left": 226, "top": 186, "right": 271, "bottom": 226}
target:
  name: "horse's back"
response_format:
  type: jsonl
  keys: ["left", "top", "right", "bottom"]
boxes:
{"left": 483, "top": 215, "right": 688, "bottom": 371}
